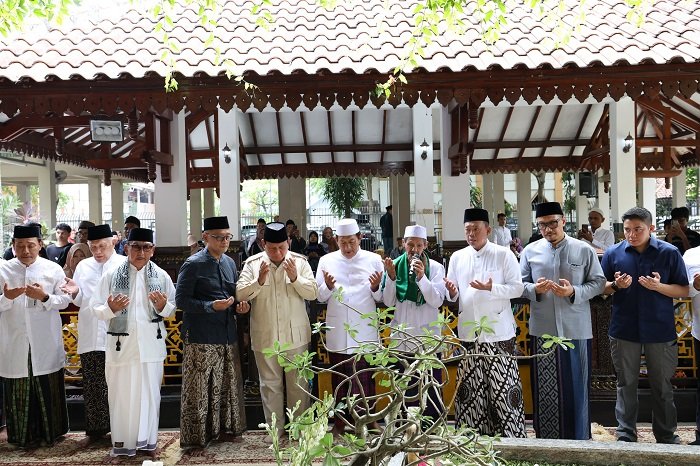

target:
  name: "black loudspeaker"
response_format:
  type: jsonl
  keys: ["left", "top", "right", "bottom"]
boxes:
{"left": 579, "top": 172, "right": 597, "bottom": 197}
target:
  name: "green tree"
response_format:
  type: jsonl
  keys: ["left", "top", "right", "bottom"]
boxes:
{"left": 470, "top": 184, "right": 482, "bottom": 208}
{"left": 321, "top": 177, "right": 365, "bottom": 219}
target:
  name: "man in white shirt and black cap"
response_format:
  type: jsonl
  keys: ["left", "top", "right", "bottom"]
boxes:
{"left": 315, "top": 218, "right": 384, "bottom": 437}
{"left": 237, "top": 221, "right": 318, "bottom": 442}
{"left": 444, "top": 208, "right": 526, "bottom": 438}
{"left": 62, "top": 223, "right": 127, "bottom": 444}
{"left": 380, "top": 224, "right": 447, "bottom": 421}
{"left": 90, "top": 227, "right": 176, "bottom": 460}
{"left": 0, "top": 224, "right": 72, "bottom": 447}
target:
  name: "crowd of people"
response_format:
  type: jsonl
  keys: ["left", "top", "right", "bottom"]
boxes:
{"left": 1, "top": 200, "right": 700, "bottom": 460}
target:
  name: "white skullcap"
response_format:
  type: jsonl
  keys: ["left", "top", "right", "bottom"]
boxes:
{"left": 336, "top": 218, "right": 360, "bottom": 236}
{"left": 404, "top": 224, "right": 427, "bottom": 239}
{"left": 589, "top": 207, "right": 605, "bottom": 217}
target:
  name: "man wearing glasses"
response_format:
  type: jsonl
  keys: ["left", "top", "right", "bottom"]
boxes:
{"left": 520, "top": 202, "right": 606, "bottom": 440}
{"left": 176, "top": 216, "right": 250, "bottom": 449}
{"left": 91, "top": 227, "right": 175, "bottom": 460}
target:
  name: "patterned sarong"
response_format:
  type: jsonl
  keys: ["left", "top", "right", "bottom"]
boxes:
{"left": 2, "top": 351, "right": 69, "bottom": 447}
{"left": 454, "top": 339, "right": 526, "bottom": 437}
{"left": 80, "top": 351, "right": 110, "bottom": 437}
{"left": 531, "top": 336, "right": 591, "bottom": 439}
{"left": 180, "top": 343, "right": 247, "bottom": 448}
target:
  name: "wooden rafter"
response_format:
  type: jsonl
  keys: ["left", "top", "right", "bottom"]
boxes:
{"left": 351, "top": 110, "right": 356, "bottom": 164}
{"left": 538, "top": 106, "right": 562, "bottom": 158}
{"left": 275, "top": 112, "right": 285, "bottom": 165}
{"left": 379, "top": 110, "right": 388, "bottom": 163}
{"left": 300, "top": 112, "right": 309, "bottom": 164}
{"left": 327, "top": 112, "right": 335, "bottom": 164}
{"left": 493, "top": 107, "right": 513, "bottom": 160}
{"left": 248, "top": 113, "right": 261, "bottom": 166}
{"left": 520, "top": 107, "right": 541, "bottom": 159}
{"left": 568, "top": 105, "right": 592, "bottom": 159}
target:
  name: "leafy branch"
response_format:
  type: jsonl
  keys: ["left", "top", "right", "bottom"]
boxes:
{"left": 263, "top": 289, "right": 573, "bottom": 465}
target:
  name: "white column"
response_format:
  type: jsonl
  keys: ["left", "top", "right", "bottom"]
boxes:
{"left": 38, "top": 160, "right": 57, "bottom": 228}
{"left": 203, "top": 188, "right": 216, "bottom": 218}
{"left": 672, "top": 169, "right": 687, "bottom": 209}
{"left": 217, "top": 108, "right": 242, "bottom": 240}
{"left": 481, "top": 173, "right": 495, "bottom": 217}
{"left": 575, "top": 173, "right": 589, "bottom": 228}
{"left": 88, "top": 176, "right": 103, "bottom": 224}
{"left": 278, "top": 177, "right": 306, "bottom": 235}
{"left": 596, "top": 169, "right": 611, "bottom": 219}
{"left": 189, "top": 188, "right": 203, "bottom": 236}
{"left": 391, "top": 174, "right": 410, "bottom": 240}
{"left": 110, "top": 180, "right": 124, "bottom": 231}
{"left": 639, "top": 178, "right": 657, "bottom": 226}
{"left": 154, "top": 110, "right": 188, "bottom": 247}
{"left": 609, "top": 98, "right": 637, "bottom": 233}
{"left": 411, "top": 104, "right": 435, "bottom": 233}
{"left": 516, "top": 172, "right": 532, "bottom": 241}
{"left": 439, "top": 106, "right": 470, "bottom": 242}
{"left": 491, "top": 172, "right": 505, "bottom": 221}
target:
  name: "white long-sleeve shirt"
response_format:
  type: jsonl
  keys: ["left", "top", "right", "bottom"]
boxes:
{"left": 316, "top": 249, "right": 383, "bottom": 354}
{"left": 73, "top": 252, "right": 127, "bottom": 354}
{"left": 446, "top": 241, "right": 524, "bottom": 342}
{"left": 684, "top": 246, "right": 700, "bottom": 340}
{"left": 582, "top": 227, "right": 615, "bottom": 251}
{"left": 382, "top": 258, "right": 446, "bottom": 352}
{"left": 0, "top": 257, "right": 71, "bottom": 377}
{"left": 91, "top": 262, "right": 175, "bottom": 366}
{"left": 489, "top": 225, "right": 513, "bottom": 247}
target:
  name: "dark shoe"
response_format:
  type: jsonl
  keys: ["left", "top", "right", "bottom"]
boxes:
{"left": 617, "top": 435, "right": 635, "bottom": 442}
{"left": 657, "top": 435, "right": 681, "bottom": 445}
{"left": 690, "top": 431, "right": 700, "bottom": 446}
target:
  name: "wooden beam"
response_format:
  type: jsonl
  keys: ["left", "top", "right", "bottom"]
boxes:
{"left": 275, "top": 111, "right": 285, "bottom": 165}
{"left": 493, "top": 107, "right": 513, "bottom": 160}
{"left": 300, "top": 112, "right": 309, "bottom": 164}
{"left": 637, "top": 169, "right": 682, "bottom": 178}
{"left": 635, "top": 138, "right": 698, "bottom": 147}
{"left": 327, "top": 111, "right": 335, "bottom": 164}
{"left": 380, "top": 110, "right": 388, "bottom": 162}
{"left": 539, "top": 106, "right": 561, "bottom": 158}
{"left": 520, "top": 107, "right": 541, "bottom": 159}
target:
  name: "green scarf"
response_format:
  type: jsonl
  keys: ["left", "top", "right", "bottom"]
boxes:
{"left": 391, "top": 251, "right": 430, "bottom": 305}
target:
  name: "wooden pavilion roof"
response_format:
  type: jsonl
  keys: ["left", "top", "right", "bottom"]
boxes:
{"left": 0, "top": 0, "right": 698, "bottom": 187}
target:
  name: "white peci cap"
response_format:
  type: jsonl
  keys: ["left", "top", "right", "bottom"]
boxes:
{"left": 404, "top": 224, "right": 427, "bottom": 239}
{"left": 336, "top": 219, "right": 360, "bottom": 236}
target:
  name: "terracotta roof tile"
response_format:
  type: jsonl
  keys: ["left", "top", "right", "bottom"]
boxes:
{"left": 0, "top": 0, "right": 698, "bottom": 82}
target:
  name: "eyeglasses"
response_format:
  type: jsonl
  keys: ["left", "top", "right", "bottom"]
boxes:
{"left": 128, "top": 243, "right": 154, "bottom": 252}
{"left": 536, "top": 219, "right": 562, "bottom": 231}
{"left": 209, "top": 234, "right": 234, "bottom": 242}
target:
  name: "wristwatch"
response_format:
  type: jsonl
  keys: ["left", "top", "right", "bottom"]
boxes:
{"left": 41, "top": 294, "right": 50, "bottom": 303}
{"left": 610, "top": 281, "right": 620, "bottom": 293}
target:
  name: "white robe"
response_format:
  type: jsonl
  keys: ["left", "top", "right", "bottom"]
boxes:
{"left": 0, "top": 257, "right": 71, "bottom": 378}
{"left": 316, "top": 249, "right": 383, "bottom": 354}
{"left": 446, "top": 241, "right": 524, "bottom": 342}
{"left": 381, "top": 258, "right": 447, "bottom": 352}
{"left": 73, "top": 252, "right": 126, "bottom": 354}
{"left": 91, "top": 262, "right": 175, "bottom": 456}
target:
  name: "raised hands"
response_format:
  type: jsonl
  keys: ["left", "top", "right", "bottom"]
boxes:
{"left": 322, "top": 270, "right": 336, "bottom": 290}
{"left": 148, "top": 290, "right": 168, "bottom": 311}
{"left": 369, "top": 270, "right": 383, "bottom": 292}
{"left": 25, "top": 282, "right": 48, "bottom": 301}
{"left": 613, "top": 271, "right": 633, "bottom": 290}
{"left": 534, "top": 277, "right": 574, "bottom": 298}
{"left": 258, "top": 261, "right": 270, "bottom": 286}
{"left": 3, "top": 282, "right": 26, "bottom": 300}
{"left": 383, "top": 257, "right": 396, "bottom": 281}
{"left": 107, "top": 293, "right": 130, "bottom": 313}
{"left": 60, "top": 277, "right": 79, "bottom": 299}
{"left": 282, "top": 257, "right": 297, "bottom": 282}
{"left": 639, "top": 271, "right": 662, "bottom": 292}
{"left": 443, "top": 277, "right": 458, "bottom": 299}
{"left": 469, "top": 277, "right": 493, "bottom": 291}
{"left": 212, "top": 296, "right": 235, "bottom": 311}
